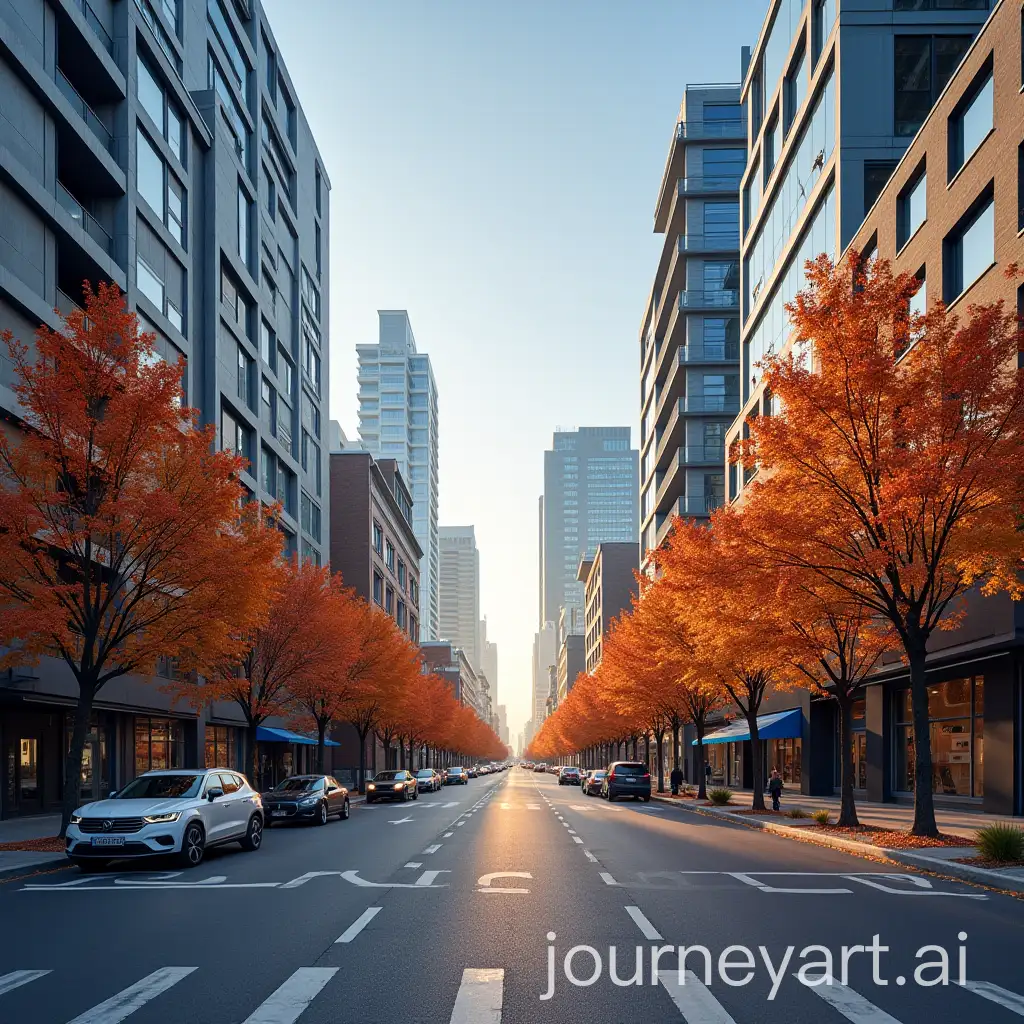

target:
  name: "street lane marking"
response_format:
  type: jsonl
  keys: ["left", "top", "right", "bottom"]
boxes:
{"left": 625, "top": 906, "right": 662, "bottom": 940}
{"left": 729, "top": 872, "right": 852, "bottom": 894}
{"left": 423, "top": 844, "right": 442, "bottom": 854}
{"left": 449, "top": 968, "right": 504, "bottom": 1024}
{"left": 387, "top": 817, "right": 414, "bottom": 825}
{"left": 571, "top": 836, "right": 583, "bottom": 844}
{"left": 567, "top": 830, "right": 577, "bottom": 835}
{"left": 527, "top": 804, "right": 540, "bottom": 809}
{"left": 67, "top": 967, "right": 198, "bottom": 1024}
{"left": 443, "top": 802, "right": 460, "bottom": 808}
{"left": 335, "top": 907, "right": 381, "bottom": 943}
{"left": 599, "top": 872, "right": 619, "bottom": 886}
{"left": 405, "top": 862, "right": 422, "bottom": 868}
{"left": 659, "top": 970, "right": 736, "bottom": 1023}
{"left": 444, "top": 832, "right": 454, "bottom": 837}
{"left": 456, "top": 821, "right": 466, "bottom": 827}
{"left": 242, "top": 968, "right": 339, "bottom": 1024}
{"left": 0, "top": 971, "right": 51, "bottom": 997}
{"left": 415, "top": 870, "right": 449, "bottom": 886}
{"left": 961, "top": 980, "right": 1024, "bottom": 1016}
{"left": 583, "top": 850, "right": 598, "bottom": 863}
{"left": 802, "top": 976, "right": 901, "bottom": 1023}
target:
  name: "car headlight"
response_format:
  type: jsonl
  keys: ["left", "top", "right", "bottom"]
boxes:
{"left": 393, "top": 783, "right": 403, "bottom": 790}
{"left": 367, "top": 783, "right": 376, "bottom": 790}
{"left": 298, "top": 795, "right": 319, "bottom": 806}
{"left": 69, "top": 814, "right": 83, "bottom": 825}
{"left": 142, "top": 811, "right": 181, "bottom": 824}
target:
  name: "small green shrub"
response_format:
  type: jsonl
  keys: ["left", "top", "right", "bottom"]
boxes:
{"left": 811, "top": 809, "right": 831, "bottom": 825}
{"left": 786, "top": 807, "right": 809, "bottom": 819}
{"left": 975, "top": 824, "right": 1024, "bottom": 863}
{"left": 708, "top": 787, "right": 733, "bottom": 806}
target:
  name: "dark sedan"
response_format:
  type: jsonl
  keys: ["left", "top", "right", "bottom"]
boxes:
{"left": 414, "top": 769, "right": 442, "bottom": 793}
{"left": 602, "top": 761, "right": 652, "bottom": 802}
{"left": 583, "top": 770, "right": 607, "bottom": 796}
{"left": 445, "top": 766, "right": 468, "bottom": 785}
{"left": 263, "top": 775, "right": 350, "bottom": 825}
{"left": 366, "top": 770, "right": 419, "bottom": 803}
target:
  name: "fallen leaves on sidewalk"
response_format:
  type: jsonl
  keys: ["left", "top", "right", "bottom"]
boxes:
{"left": 955, "top": 854, "right": 1024, "bottom": 868}
{"left": 813, "top": 825, "right": 974, "bottom": 849}
{"left": 0, "top": 836, "right": 64, "bottom": 852}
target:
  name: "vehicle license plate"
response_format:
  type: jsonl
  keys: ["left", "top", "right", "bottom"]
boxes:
{"left": 91, "top": 836, "right": 124, "bottom": 847}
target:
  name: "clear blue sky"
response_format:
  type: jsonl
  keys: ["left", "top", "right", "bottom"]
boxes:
{"left": 264, "top": 0, "right": 766, "bottom": 743}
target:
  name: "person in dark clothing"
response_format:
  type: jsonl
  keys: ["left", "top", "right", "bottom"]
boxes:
{"left": 670, "top": 765, "right": 684, "bottom": 796}
{"left": 768, "top": 768, "right": 783, "bottom": 811}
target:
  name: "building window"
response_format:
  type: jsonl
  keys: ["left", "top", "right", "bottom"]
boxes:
{"left": 300, "top": 491, "right": 321, "bottom": 542}
{"left": 949, "top": 64, "right": 993, "bottom": 178}
{"left": 894, "top": 35, "right": 974, "bottom": 137}
{"left": 260, "top": 319, "right": 275, "bottom": 368}
{"left": 221, "top": 265, "right": 250, "bottom": 337}
{"left": 398, "top": 559, "right": 407, "bottom": 590}
{"left": 205, "top": 724, "right": 237, "bottom": 770}
{"left": 896, "top": 167, "right": 926, "bottom": 250}
{"left": 863, "top": 160, "right": 898, "bottom": 216}
{"left": 944, "top": 188, "right": 994, "bottom": 302}
{"left": 812, "top": 0, "right": 836, "bottom": 67}
{"left": 763, "top": 110, "right": 780, "bottom": 181}
{"left": 261, "top": 377, "right": 274, "bottom": 435}
{"left": 221, "top": 405, "right": 250, "bottom": 462}
{"left": 315, "top": 165, "right": 322, "bottom": 216}
{"left": 385, "top": 585, "right": 394, "bottom": 615}
{"left": 261, "top": 445, "right": 274, "bottom": 493}
{"left": 895, "top": 676, "right": 984, "bottom": 797}
{"left": 373, "top": 521, "right": 383, "bottom": 554}
{"left": 784, "top": 43, "right": 806, "bottom": 135}
{"left": 135, "top": 717, "right": 185, "bottom": 775}
{"left": 207, "top": 0, "right": 247, "bottom": 90}
{"left": 397, "top": 599, "right": 406, "bottom": 630}
{"left": 236, "top": 343, "right": 251, "bottom": 405}
{"left": 373, "top": 571, "right": 383, "bottom": 605}
{"left": 385, "top": 539, "right": 395, "bottom": 572}
{"left": 137, "top": 54, "right": 185, "bottom": 164}
{"left": 238, "top": 180, "right": 250, "bottom": 265}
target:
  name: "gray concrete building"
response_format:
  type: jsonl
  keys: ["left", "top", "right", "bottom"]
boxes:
{"left": 579, "top": 543, "right": 640, "bottom": 674}
{"left": 0, "top": 0, "right": 330, "bottom": 814}
{"left": 639, "top": 79, "right": 746, "bottom": 556}
{"left": 438, "top": 526, "right": 481, "bottom": 671}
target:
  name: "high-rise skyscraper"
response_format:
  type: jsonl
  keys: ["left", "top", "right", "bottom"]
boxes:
{"left": 480, "top": 618, "right": 498, "bottom": 706}
{"left": 357, "top": 311, "right": 440, "bottom": 638}
{"left": 540, "top": 427, "right": 639, "bottom": 627}
{"left": 438, "top": 526, "right": 481, "bottom": 670}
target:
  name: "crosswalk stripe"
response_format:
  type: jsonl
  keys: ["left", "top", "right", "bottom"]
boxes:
{"left": 449, "top": 968, "right": 503, "bottom": 1024}
{"left": 66, "top": 967, "right": 198, "bottom": 1024}
{"left": 625, "top": 906, "right": 662, "bottom": 940}
{"left": 336, "top": 907, "right": 381, "bottom": 944}
{"left": 803, "top": 977, "right": 902, "bottom": 1023}
{"left": 0, "top": 971, "right": 50, "bottom": 997}
{"left": 242, "top": 968, "right": 339, "bottom": 1024}
{"left": 962, "top": 980, "right": 1024, "bottom": 1016}
{"left": 659, "top": 971, "right": 736, "bottom": 1023}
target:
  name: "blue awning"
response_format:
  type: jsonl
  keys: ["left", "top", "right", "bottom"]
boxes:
{"left": 256, "top": 726, "right": 339, "bottom": 747}
{"left": 694, "top": 708, "right": 803, "bottom": 746}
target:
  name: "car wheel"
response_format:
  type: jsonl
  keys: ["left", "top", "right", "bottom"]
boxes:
{"left": 75, "top": 858, "right": 108, "bottom": 873}
{"left": 340, "top": 798, "right": 350, "bottom": 820}
{"left": 413, "top": 789, "right": 419, "bottom": 800}
{"left": 401, "top": 788, "right": 409, "bottom": 802}
{"left": 315, "top": 802, "right": 328, "bottom": 826}
{"left": 607, "top": 792, "right": 615, "bottom": 802}
{"left": 179, "top": 821, "right": 205, "bottom": 867}
{"left": 240, "top": 814, "right": 263, "bottom": 851}
{"left": 366, "top": 795, "right": 375, "bottom": 804}
{"left": 643, "top": 796, "right": 651, "bottom": 803}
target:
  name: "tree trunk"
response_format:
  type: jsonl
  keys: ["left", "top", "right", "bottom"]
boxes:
{"left": 672, "top": 717, "right": 681, "bottom": 770}
{"left": 355, "top": 726, "right": 368, "bottom": 792}
{"left": 908, "top": 641, "right": 938, "bottom": 837}
{"left": 316, "top": 718, "right": 327, "bottom": 775}
{"left": 247, "top": 721, "right": 260, "bottom": 790}
{"left": 398, "top": 739, "right": 405, "bottom": 770}
{"left": 836, "top": 693, "right": 859, "bottom": 827}
{"left": 60, "top": 680, "right": 96, "bottom": 836}
{"left": 748, "top": 714, "right": 765, "bottom": 811}
{"left": 644, "top": 733, "right": 650, "bottom": 773}
{"left": 654, "top": 730, "right": 665, "bottom": 793}
{"left": 696, "top": 721, "right": 708, "bottom": 802}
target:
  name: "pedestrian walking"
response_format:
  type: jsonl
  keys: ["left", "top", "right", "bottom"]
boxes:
{"left": 768, "top": 768, "right": 783, "bottom": 811}
{"left": 670, "top": 764, "right": 684, "bottom": 797}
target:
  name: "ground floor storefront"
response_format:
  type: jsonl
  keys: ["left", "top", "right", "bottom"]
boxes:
{"left": 680, "top": 651, "right": 1023, "bottom": 816}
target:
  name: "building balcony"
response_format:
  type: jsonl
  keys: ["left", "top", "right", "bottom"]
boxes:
{"left": 675, "top": 118, "right": 745, "bottom": 141}
{"left": 679, "top": 494, "right": 724, "bottom": 517}
{"left": 677, "top": 174, "right": 743, "bottom": 196}
{"left": 680, "top": 341, "right": 740, "bottom": 363}
{"left": 56, "top": 181, "right": 112, "bottom": 254}
{"left": 678, "top": 232, "right": 740, "bottom": 254}
{"left": 680, "top": 395, "right": 740, "bottom": 415}
{"left": 54, "top": 67, "right": 114, "bottom": 155}
{"left": 70, "top": 0, "right": 114, "bottom": 55}
{"left": 679, "top": 289, "right": 740, "bottom": 310}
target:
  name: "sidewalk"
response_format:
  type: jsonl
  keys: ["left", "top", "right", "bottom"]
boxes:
{"left": 0, "top": 814, "right": 66, "bottom": 880}
{"left": 651, "top": 790, "right": 1024, "bottom": 895}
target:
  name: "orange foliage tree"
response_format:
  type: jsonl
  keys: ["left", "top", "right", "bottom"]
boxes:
{"left": 740, "top": 256, "right": 1024, "bottom": 835}
{"left": 0, "top": 285, "right": 280, "bottom": 831}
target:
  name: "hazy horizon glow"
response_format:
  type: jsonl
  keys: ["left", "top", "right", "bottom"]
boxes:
{"left": 263, "top": 0, "right": 765, "bottom": 742}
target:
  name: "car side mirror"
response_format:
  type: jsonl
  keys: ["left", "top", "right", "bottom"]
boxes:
{"left": 108, "top": 790, "right": 118, "bottom": 799}
{"left": 207, "top": 787, "right": 224, "bottom": 802}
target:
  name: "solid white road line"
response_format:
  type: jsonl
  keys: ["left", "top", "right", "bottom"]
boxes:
{"left": 242, "top": 968, "right": 339, "bottom": 1023}
{"left": 599, "top": 872, "right": 619, "bottom": 886}
{"left": 659, "top": 971, "right": 737, "bottom": 1023}
{"left": 583, "top": 850, "right": 598, "bottom": 863}
{"left": 448, "top": 968, "right": 504, "bottom": 1024}
{"left": 0, "top": 971, "right": 51, "bottom": 997}
{"left": 67, "top": 967, "right": 198, "bottom": 1024}
{"left": 423, "top": 844, "right": 442, "bottom": 854}
{"left": 624, "top": 906, "right": 662, "bottom": 941}
{"left": 803, "top": 977, "right": 902, "bottom": 1023}
{"left": 961, "top": 980, "right": 1024, "bottom": 1016}
{"left": 335, "top": 907, "right": 381, "bottom": 944}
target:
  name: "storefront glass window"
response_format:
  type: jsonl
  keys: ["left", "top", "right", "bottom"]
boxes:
{"left": 770, "top": 737, "right": 802, "bottom": 784}
{"left": 706, "top": 743, "right": 726, "bottom": 785}
{"left": 895, "top": 676, "right": 983, "bottom": 797}
{"left": 205, "top": 725, "right": 238, "bottom": 770}
{"left": 135, "top": 717, "right": 185, "bottom": 777}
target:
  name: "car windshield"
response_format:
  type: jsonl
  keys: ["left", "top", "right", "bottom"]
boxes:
{"left": 116, "top": 774, "right": 203, "bottom": 800}
{"left": 448, "top": 767, "right": 463, "bottom": 773}
{"left": 614, "top": 764, "right": 646, "bottom": 776}
{"left": 374, "top": 771, "right": 404, "bottom": 781}
{"left": 273, "top": 778, "right": 318, "bottom": 792}
{"left": 593, "top": 772, "right": 607, "bottom": 779}
{"left": 415, "top": 770, "right": 433, "bottom": 778}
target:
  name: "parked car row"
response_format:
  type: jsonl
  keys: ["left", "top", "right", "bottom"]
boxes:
{"left": 65, "top": 760, "right": 513, "bottom": 872}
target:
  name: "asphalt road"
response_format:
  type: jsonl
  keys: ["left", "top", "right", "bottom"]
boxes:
{"left": 0, "top": 769, "right": 1022, "bottom": 1023}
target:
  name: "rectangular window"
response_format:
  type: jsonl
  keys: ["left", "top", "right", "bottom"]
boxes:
{"left": 703, "top": 201, "right": 739, "bottom": 240}
{"left": 238, "top": 181, "right": 250, "bottom": 265}
{"left": 763, "top": 111, "right": 780, "bottom": 181}
{"left": 278, "top": 349, "right": 294, "bottom": 394}
{"left": 373, "top": 521, "right": 383, "bottom": 554}
{"left": 207, "top": 0, "right": 247, "bottom": 91}
{"left": 260, "top": 319, "right": 274, "bottom": 367}
{"left": 864, "top": 160, "right": 898, "bottom": 216}
{"left": 949, "top": 66, "right": 993, "bottom": 178}
{"left": 812, "top": 0, "right": 836, "bottom": 67}
{"left": 137, "top": 55, "right": 185, "bottom": 164}
{"left": 944, "top": 190, "right": 994, "bottom": 302}
{"left": 784, "top": 43, "right": 806, "bottom": 135}
{"left": 398, "top": 560, "right": 406, "bottom": 589}
{"left": 385, "top": 585, "right": 394, "bottom": 615}
{"left": 373, "top": 572, "right": 383, "bottom": 605}
{"left": 221, "top": 266, "right": 250, "bottom": 337}
{"left": 895, "top": 35, "right": 974, "bottom": 137}
{"left": 385, "top": 540, "right": 395, "bottom": 572}
{"left": 396, "top": 599, "right": 406, "bottom": 630}
{"left": 897, "top": 168, "right": 927, "bottom": 250}
{"left": 236, "top": 343, "right": 251, "bottom": 405}
{"left": 315, "top": 165, "right": 322, "bottom": 216}
{"left": 261, "top": 377, "right": 274, "bottom": 435}
{"left": 260, "top": 445, "right": 274, "bottom": 493}
{"left": 137, "top": 127, "right": 165, "bottom": 220}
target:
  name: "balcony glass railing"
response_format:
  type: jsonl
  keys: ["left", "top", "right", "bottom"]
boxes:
{"left": 54, "top": 68, "right": 114, "bottom": 154}
{"left": 56, "top": 181, "right": 112, "bottom": 253}
{"left": 72, "top": 0, "right": 114, "bottom": 55}
{"left": 678, "top": 175, "right": 743, "bottom": 194}
{"left": 678, "top": 233, "right": 740, "bottom": 253}
{"left": 679, "top": 289, "right": 740, "bottom": 309}
{"left": 682, "top": 446, "right": 726, "bottom": 465}
{"left": 675, "top": 119, "right": 745, "bottom": 140}
{"left": 678, "top": 494, "right": 725, "bottom": 516}
{"left": 680, "top": 342, "right": 740, "bottom": 363}
{"left": 680, "top": 395, "right": 741, "bottom": 414}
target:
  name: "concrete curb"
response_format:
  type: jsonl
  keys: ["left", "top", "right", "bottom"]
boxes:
{"left": 651, "top": 794, "right": 1024, "bottom": 894}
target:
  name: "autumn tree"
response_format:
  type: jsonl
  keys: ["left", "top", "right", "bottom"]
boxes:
{"left": 0, "top": 285, "right": 280, "bottom": 832}
{"left": 742, "top": 256, "right": 1024, "bottom": 835}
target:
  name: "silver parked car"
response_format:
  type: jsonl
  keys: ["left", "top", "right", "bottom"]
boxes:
{"left": 65, "top": 768, "right": 264, "bottom": 871}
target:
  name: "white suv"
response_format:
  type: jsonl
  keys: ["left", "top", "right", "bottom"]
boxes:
{"left": 66, "top": 768, "right": 264, "bottom": 871}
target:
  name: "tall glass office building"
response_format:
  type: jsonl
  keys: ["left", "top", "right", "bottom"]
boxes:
{"left": 357, "top": 310, "right": 440, "bottom": 639}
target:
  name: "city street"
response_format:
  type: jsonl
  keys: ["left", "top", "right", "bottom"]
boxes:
{"left": 0, "top": 769, "right": 1021, "bottom": 1023}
